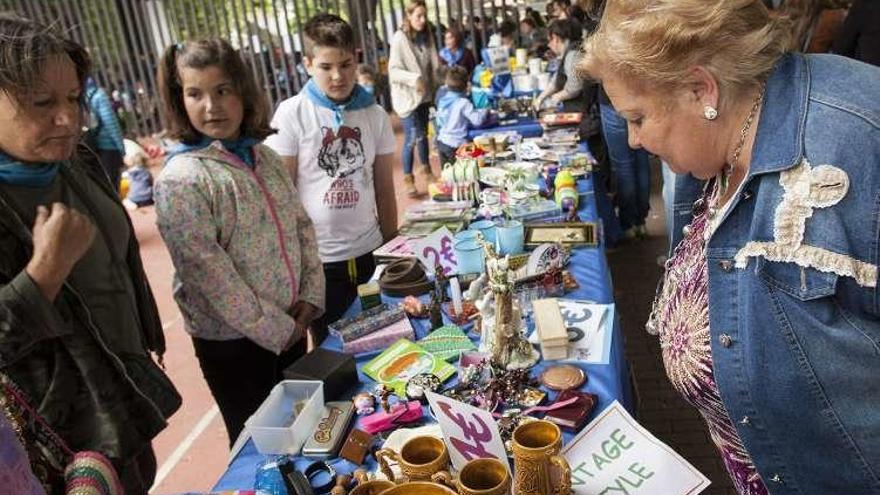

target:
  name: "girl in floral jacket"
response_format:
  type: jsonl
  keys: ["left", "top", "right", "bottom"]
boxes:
{"left": 154, "top": 39, "right": 325, "bottom": 445}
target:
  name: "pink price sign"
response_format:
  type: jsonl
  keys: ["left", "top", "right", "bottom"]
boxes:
{"left": 426, "top": 391, "right": 510, "bottom": 471}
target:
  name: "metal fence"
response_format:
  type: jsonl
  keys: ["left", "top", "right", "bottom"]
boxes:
{"left": 1, "top": 0, "right": 527, "bottom": 138}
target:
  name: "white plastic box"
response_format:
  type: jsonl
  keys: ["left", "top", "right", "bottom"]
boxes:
{"left": 246, "top": 380, "right": 324, "bottom": 455}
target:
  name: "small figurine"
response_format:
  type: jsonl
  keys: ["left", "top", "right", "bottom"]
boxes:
{"left": 464, "top": 272, "right": 487, "bottom": 302}
{"left": 402, "top": 295, "right": 427, "bottom": 317}
{"left": 429, "top": 296, "right": 444, "bottom": 330}
{"left": 543, "top": 164, "right": 559, "bottom": 199}
{"left": 352, "top": 469, "right": 369, "bottom": 485}
{"left": 331, "top": 474, "right": 351, "bottom": 495}
{"left": 433, "top": 264, "right": 449, "bottom": 304}
{"left": 478, "top": 234, "right": 540, "bottom": 370}
{"left": 554, "top": 169, "right": 578, "bottom": 214}
{"left": 374, "top": 384, "right": 395, "bottom": 413}
{"left": 353, "top": 392, "right": 375, "bottom": 415}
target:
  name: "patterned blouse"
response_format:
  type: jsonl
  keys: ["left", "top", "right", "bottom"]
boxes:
{"left": 653, "top": 196, "right": 769, "bottom": 495}
{"left": 154, "top": 141, "right": 325, "bottom": 354}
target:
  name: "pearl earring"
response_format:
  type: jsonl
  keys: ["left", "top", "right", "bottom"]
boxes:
{"left": 703, "top": 105, "right": 718, "bottom": 120}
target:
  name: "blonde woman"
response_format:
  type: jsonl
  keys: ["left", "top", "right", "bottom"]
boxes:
{"left": 389, "top": 0, "right": 440, "bottom": 196}
{"left": 580, "top": 1, "right": 879, "bottom": 493}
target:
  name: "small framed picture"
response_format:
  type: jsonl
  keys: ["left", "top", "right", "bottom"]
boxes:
{"left": 524, "top": 222, "right": 598, "bottom": 247}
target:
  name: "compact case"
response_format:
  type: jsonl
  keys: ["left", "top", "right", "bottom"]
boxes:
{"left": 302, "top": 401, "right": 356, "bottom": 458}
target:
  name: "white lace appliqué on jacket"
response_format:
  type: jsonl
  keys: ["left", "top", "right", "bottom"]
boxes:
{"left": 734, "top": 159, "right": 877, "bottom": 288}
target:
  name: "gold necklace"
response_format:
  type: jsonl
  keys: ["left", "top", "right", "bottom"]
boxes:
{"left": 717, "top": 82, "right": 766, "bottom": 201}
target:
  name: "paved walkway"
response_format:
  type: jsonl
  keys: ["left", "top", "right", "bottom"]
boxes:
{"left": 139, "top": 127, "right": 737, "bottom": 494}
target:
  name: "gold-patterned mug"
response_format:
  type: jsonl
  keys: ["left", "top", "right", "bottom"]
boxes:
{"left": 511, "top": 420, "right": 571, "bottom": 495}
{"left": 432, "top": 458, "right": 512, "bottom": 495}
{"left": 377, "top": 481, "right": 458, "bottom": 495}
{"left": 376, "top": 435, "right": 450, "bottom": 482}
{"left": 350, "top": 480, "right": 396, "bottom": 495}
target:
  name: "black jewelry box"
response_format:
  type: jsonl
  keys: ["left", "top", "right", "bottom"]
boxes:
{"left": 282, "top": 348, "right": 360, "bottom": 401}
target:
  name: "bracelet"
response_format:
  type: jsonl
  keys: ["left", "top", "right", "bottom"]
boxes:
{"left": 277, "top": 460, "right": 315, "bottom": 495}
{"left": 304, "top": 460, "right": 337, "bottom": 494}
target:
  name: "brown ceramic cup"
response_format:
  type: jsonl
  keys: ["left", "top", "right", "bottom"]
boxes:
{"left": 349, "top": 480, "right": 396, "bottom": 495}
{"left": 432, "top": 458, "right": 512, "bottom": 495}
{"left": 377, "top": 481, "right": 458, "bottom": 495}
{"left": 376, "top": 435, "right": 450, "bottom": 482}
{"left": 511, "top": 420, "right": 571, "bottom": 495}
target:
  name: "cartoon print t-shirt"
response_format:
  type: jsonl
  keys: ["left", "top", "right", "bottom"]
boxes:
{"left": 267, "top": 93, "right": 396, "bottom": 263}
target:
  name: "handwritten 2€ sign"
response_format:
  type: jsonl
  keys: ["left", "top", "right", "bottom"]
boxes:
{"left": 426, "top": 391, "right": 509, "bottom": 472}
{"left": 412, "top": 226, "right": 458, "bottom": 275}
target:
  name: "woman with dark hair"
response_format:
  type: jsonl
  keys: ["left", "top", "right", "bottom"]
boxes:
{"left": 535, "top": 18, "right": 589, "bottom": 113}
{"left": 389, "top": 0, "right": 440, "bottom": 197}
{"left": 0, "top": 14, "right": 180, "bottom": 494}
{"left": 536, "top": 17, "right": 602, "bottom": 145}
{"left": 439, "top": 26, "right": 477, "bottom": 76}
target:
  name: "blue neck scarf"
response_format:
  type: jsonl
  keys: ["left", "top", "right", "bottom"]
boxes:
{"left": 439, "top": 47, "right": 464, "bottom": 66}
{"left": 303, "top": 78, "right": 375, "bottom": 132}
{"left": 166, "top": 136, "right": 261, "bottom": 167}
{"left": 0, "top": 151, "right": 61, "bottom": 188}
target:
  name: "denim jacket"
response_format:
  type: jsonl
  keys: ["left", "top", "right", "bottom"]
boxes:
{"left": 670, "top": 54, "right": 879, "bottom": 493}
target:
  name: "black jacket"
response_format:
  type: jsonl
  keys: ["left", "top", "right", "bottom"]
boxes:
{"left": 0, "top": 149, "right": 181, "bottom": 461}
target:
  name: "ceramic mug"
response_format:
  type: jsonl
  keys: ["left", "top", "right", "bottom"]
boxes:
{"left": 377, "top": 482, "right": 458, "bottom": 495}
{"left": 479, "top": 188, "right": 503, "bottom": 208}
{"left": 350, "top": 480, "right": 396, "bottom": 495}
{"left": 376, "top": 435, "right": 450, "bottom": 482}
{"left": 433, "top": 458, "right": 512, "bottom": 495}
{"left": 454, "top": 229, "right": 480, "bottom": 244}
{"left": 511, "top": 420, "right": 571, "bottom": 495}
{"left": 496, "top": 220, "right": 524, "bottom": 255}
{"left": 468, "top": 219, "right": 497, "bottom": 245}
{"left": 454, "top": 239, "right": 485, "bottom": 275}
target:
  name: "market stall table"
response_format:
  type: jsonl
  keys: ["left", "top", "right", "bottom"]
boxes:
{"left": 467, "top": 116, "right": 544, "bottom": 140}
{"left": 213, "top": 174, "right": 632, "bottom": 491}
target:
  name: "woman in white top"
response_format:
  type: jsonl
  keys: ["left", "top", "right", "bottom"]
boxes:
{"left": 388, "top": 0, "right": 440, "bottom": 196}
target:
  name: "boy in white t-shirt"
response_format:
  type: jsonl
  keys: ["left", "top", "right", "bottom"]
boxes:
{"left": 266, "top": 13, "right": 398, "bottom": 344}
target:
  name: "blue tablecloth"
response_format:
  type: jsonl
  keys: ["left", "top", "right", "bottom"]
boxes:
{"left": 467, "top": 117, "right": 543, "bottom": 140}
{"left": 213, "top": 174, "right": 631, "bottom": 491}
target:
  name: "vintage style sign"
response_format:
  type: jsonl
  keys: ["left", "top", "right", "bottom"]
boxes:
{"left": 426, "top": 391, "right": 509, "bottom": 472}
{"left": 562, "top": 401, "right": 710, "bottom": 495}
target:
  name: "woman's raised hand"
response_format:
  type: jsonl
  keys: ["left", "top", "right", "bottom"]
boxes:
{"left": 26, "top": 203, "right": 96, "bottom": 301}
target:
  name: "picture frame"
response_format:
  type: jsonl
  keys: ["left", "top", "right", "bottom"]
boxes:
{"left": 524, "top": 222, "right": 598, "bottom": 248}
